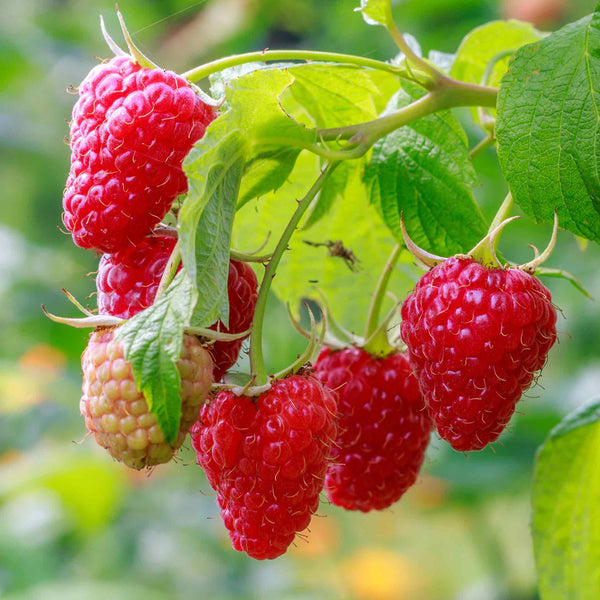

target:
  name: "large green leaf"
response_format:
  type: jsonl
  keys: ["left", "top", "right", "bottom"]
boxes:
{"left": 365, "top": 81, "right": 486, "bottom": 255}
{"left": 496, "top": 13, "right": 600, "bottom": 242}
{"left": 451, "top": 20, "right": 543, "bottom": 88}
{"left": 115, "top": 273, "right": 197, "bottom": 443}
{"left": 233, "top": 152, "right": 418, "bottom": 333}
{"left": 532, "top": 401, "right": 600, "bottom": 599}
{"left": 282, "top": 63, "right": 398, "bottom": 127}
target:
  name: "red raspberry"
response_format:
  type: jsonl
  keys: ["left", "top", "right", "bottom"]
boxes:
{"left": 208, "top": 260, "right": 258, "bottom": 381}
{"left": 315, "top": 347, "right": 432, "bottom": 512}
{"left": 400, "top": 257, "right": 557, "bottom": 451}
{"left": 81, "top": 328, "right": 213, "bottom": 469}
{"left": 63, "top": 56, "right": 215, "bottom": 253}
{"left": 97, "top": 234, "right": 178, "bottom": 319}
{"left": 96, "top": 247, "right": 257, "bottom": 378}
{"left": 191, "top": 375, "right": 337, "bottom": 559}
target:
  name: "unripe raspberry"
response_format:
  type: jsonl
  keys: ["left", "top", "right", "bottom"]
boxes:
{"left": 81, "top": 328, "right": 213, "bottom": 469}
{"left": 63, "top": 56, "right": 216, "bottom": 253}
{"left": 191, "top": 375, "right": 337, "bottom": 559}
{"left": 97, "top": 235, "right": 178, "bottom": 319}
{"left": 315, "top": 347, "right": 432, "bottom": 511}
{"left": 401, "top": 257, "right": 557, "bottom": 451}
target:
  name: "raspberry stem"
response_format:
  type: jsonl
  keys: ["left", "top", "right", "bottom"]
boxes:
{"left": 182, "top": 50, "right": 406, "bottom": 83}
{"left": 249, "top": 162, "right": 339, "bottom": 385}
{"left": 364, "top": 243, "right": 402, "bottom": 340}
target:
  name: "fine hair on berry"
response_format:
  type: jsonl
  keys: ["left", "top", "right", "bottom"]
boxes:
{"left": 400, "top": 257, "right": 557, "bottom": 451}
{"left": 315, "top": 347, "right": 432, "bottom": 511}
{"left": 191, "top": 375, "right": 337, "bottom": 559}
{"left": 96, "top": 234, "right": 178, "bottom": 319}
{"left": 63, "top": 56, "right": 215, "bottom": 253}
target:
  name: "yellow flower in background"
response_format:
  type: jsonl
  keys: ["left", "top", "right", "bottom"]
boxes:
{"left": 0, "top": 344, "right": 67, "bottom": 413}
{"left": 340, "top": 548, "right": 428, "bottom": 600}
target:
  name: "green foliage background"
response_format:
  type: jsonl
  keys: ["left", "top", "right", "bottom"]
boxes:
{"left": 1, "top": 0, "right": 598, "bottom": 598}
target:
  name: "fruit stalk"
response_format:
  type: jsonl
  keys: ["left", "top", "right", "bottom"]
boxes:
{"left": 249, "top": 162, "right": 339, "bottom": 385}
{"left": 182, "top": 50, "right": 405, "bottom": 82}
{"left": 364, "top": 243, "right": 402, "bottom": 340}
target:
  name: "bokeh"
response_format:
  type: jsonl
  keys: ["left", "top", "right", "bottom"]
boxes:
{"left": 1, "top": 0, "right": 598, "bottom": 598}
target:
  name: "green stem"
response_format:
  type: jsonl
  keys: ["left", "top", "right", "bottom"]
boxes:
{"left": 387, "top": 20, "right": 447, "bottom": 89}
{"left": 364, "top": 244, "right": 402, "bottom": 339}
{"left": 469, "top": 133, "right": 496, "bottom": 160}
{"left": 315, "top": 81, "right": 497, "bottom": 161}
{"left": 182, "top": 50, "right": 404, "bottom": 83}
{"left": 249, "top": 163, "right": 339, "bottom": 385}
{"left": 489, "top": 192, "right": 514, "bottom": 233}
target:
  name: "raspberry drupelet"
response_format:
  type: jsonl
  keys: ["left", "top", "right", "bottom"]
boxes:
{"left": 81, "top": 328, "right": 213, "bottom": 469}
{"left": 315, "top": 347, "right": 432, "bottom": 511}
{"left": 63, "top": 56, "right": 215, "bottom": 253}
{"left": 401, "top": 257, "right": 557, "bottom": 451}
{"left": 191, "top": 375, "right": 337, "bottom": 559}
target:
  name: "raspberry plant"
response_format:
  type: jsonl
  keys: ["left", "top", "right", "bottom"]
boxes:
{"left": 46, "top": 0, "right": 600, "bottom": 592}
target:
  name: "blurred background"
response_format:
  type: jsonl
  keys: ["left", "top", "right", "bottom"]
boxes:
{"left": 1, "top": 0, "right": 599, "bottom": 598}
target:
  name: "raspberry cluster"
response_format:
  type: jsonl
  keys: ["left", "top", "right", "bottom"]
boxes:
{"left": 191, "top": 375, "right": 337, "bottom": 559}
{"left": 401, "top": 257, "right": 557, "bottom": 451}
{"left": 81, "top": 328, "right": 213, "bottom": 469}
{"left": 315, "top": 347, "right": 432, "bottom": 511}
{"left": 64, "top": 56, "right": 215, "bottom": 253}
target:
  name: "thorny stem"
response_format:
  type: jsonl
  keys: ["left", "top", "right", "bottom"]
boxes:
{"left": 249, "top": 163, "right": 339, "bottom": 385}
{"left": 155, "top": 241, "right": 181, "bottom": 301}
{"left": 182, "top": 50, "right": 405, "bottom": 83}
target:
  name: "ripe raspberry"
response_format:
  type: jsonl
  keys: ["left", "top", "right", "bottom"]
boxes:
{"left": 315, "top": 347, "right": 432, "bottom": 512}
{"left": 191, "top": 375, "right": 337, "bottom": 559}
{"left": 63, "top": 56, "right": 216, "bottom": 253}
{"left": 208, "top": 260, "right": 258, "bottom": 381}
{"left": 97, "top": 234, "right": 178, "bottom": 319}
{"left": 400, "top": 257, "right": 557, "bottom": 451}
{"left": 81, "top": 328, "right": 213, "bottom": 469}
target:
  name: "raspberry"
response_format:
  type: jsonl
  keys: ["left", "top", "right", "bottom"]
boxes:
{"left": 97, "top": 247, "right": 256, "bottom": 378}
{"left": 400, "top": 257, "right": 557, "bottom": 451}
{"left": 208, "top": 260, "right": 258, "bottom": 381}
{"left": 97, "top": 234, "right": 178, "bottom": 319}
{"left": 81, "top": 328, "right": 213, "bottom": 469}
{"left": 191, "top": 375, "right": 337, "bottom": 559}
{"left": 315, "top": 347, "right": 432, "bottom": 512}
{"left": 63, "top": 56, "right": 215, "bottom": 253}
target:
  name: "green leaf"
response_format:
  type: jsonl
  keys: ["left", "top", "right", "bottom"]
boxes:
{"left": 532, "top": 400, "right": 600, "bottom": 599}
{"left": 114, "top": 273, "right": 197, "bottom": 444}
{"left": 355, "top": 0, "right": 391, "bottom": 27}
{"left": 181, "top": 126, "right": 246, "bottom": 327}
{"left": 283, "top": 63, "right": 398, "bottom": 127}
{"left": 496, "top": 14, "right": 600, "bottom": 242}
{"left": 365, "top": 81, "right": 486, "bottom": 255}
{"left": 451, "top": 20, "right": 543, "bottom": 87}
{"left": 277, "top": 63, "right": 398, "bottom": 229}
{"left": 233, "top": 152, "right": 419, "bottom": 333}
